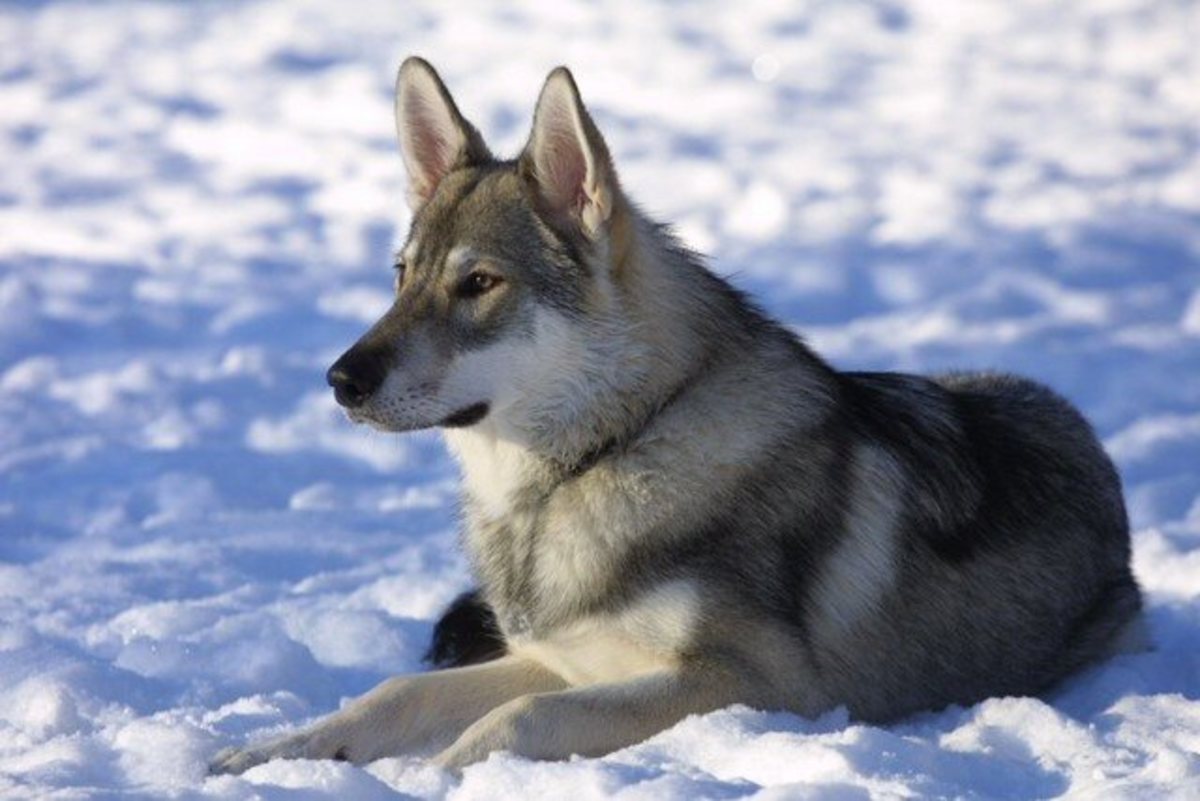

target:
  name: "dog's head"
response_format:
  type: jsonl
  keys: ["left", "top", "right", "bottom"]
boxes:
{"left": 328, "top": 58, "right": 645, "bottom": 451}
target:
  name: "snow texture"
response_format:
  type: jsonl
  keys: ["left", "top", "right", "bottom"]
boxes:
{"left": 1, "top": 0, "right": 1198, "bottom": 798}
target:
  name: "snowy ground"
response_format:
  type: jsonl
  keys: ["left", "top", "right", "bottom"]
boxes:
{"left": 2, "top": 0, "right": 1198, "bottom": 798}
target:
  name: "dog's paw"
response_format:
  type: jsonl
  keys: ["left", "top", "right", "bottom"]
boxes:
{"left": 433, "top": 694, "right": 540, "bottom": 773}
{"left": 208, "top": 745, "right": 270, "bottom": 776}
{"left": 208, "top": 729, "right": 354, "bottom": 776}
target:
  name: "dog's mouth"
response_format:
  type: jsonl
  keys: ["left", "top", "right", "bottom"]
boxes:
{"left": 345, "top": 401, "right": 490, "bottom": 432}
{"left": 440, "top": 402, "right": 490, "bottom": 428}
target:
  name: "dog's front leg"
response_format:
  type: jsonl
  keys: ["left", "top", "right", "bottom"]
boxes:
{"left": 210, "top": 655, "right": 566, "bottom": 774}
{"left": 433, "top": 665, "right": 746, "bottom": 771}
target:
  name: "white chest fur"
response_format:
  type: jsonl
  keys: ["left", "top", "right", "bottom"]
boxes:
{"left": 443, "top": 425, "right": 538, "bottom": 521}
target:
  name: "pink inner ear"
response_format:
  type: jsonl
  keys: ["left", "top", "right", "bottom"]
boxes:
{"left": 538, "top": 106, "right": 588, "bottom": 215}
{"left": 402, "top": 94, "right": 458, "bottom": 197}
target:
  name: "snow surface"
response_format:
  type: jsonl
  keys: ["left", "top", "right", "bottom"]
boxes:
{"left": 2, "top": 0, "right": 1199, "bottom": 798}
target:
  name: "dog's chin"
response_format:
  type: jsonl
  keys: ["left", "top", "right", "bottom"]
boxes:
{"left": 345, "top": 402, "right": 490, "bottom": 433}
{"left": 344, "top": 408, "right": 429, "bottom": 433}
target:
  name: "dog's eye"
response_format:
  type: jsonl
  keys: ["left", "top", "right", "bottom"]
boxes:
{"left": 392, "top": 259, "right": 407, "bottom": 290}
{"left": 457, "top": 271, "right": 502, "bottom": 299}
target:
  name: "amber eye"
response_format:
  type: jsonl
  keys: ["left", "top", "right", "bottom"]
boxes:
{"left": 457, "top": 271, "right": 502, "bottom": 299}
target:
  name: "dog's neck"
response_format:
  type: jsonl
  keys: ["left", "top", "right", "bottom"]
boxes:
{"left": 443, "top": 205, "right": 717, "bottom": 520}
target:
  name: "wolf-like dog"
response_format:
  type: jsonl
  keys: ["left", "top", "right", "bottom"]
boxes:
{"left": 211, "top": 57, "right": 1143, "bottom": 774}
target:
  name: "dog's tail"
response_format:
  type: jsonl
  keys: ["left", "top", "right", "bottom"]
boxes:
{"left": 424, "top": 589, "right": 507, "bottom": 669}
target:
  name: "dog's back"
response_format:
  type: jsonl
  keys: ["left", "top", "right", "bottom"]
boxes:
{"left": 807, "top": 370, "right": 1140, "bottom": 720}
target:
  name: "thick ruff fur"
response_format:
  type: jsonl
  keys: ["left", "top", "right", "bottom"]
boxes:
{"left": 211, "top": 58, "right": 1144, "bottom": 775}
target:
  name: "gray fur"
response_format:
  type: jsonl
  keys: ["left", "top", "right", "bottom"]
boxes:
{"left": 212, "top": 57, "right": 1142, "bottom": 775}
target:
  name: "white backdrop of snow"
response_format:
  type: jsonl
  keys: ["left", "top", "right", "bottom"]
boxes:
{"left": 1, "top": 1, "right": 1198, "bottom": 798}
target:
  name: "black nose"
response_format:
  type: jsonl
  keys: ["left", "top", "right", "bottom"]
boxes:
{"left": 326, "top": 349, "right": 386, "bottom": 409}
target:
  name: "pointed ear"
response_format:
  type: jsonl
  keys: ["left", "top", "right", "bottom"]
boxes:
{"left": 395, "top": 57, "right": 491, "bottom": 210}
{"left": 520, "top": 67, "right": 617, "bottom": 238}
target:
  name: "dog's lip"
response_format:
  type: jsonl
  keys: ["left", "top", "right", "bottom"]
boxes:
{"left": 342, "top": 403, "right": 489, "bottom": 431}
{"left": 440, "top": 402, "right": 490, "bottom": 428}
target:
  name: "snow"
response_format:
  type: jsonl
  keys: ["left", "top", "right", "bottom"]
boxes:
{"left": 1, "top": 0, "right": 1198, "bottom": 798}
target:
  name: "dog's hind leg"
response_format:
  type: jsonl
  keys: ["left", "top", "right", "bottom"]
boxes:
{"left": 210, "top": 655, "right": 566, "bottom": 774}
{"left": 424, "top": 589, "right": 506, "bottom": 668}
{"left": 433, "top": 664, "right": 747, "bottom": 771}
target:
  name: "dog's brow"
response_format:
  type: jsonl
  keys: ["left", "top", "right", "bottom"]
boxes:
{"left": 447, "top": 245, "right": 478, "bottom": 272}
